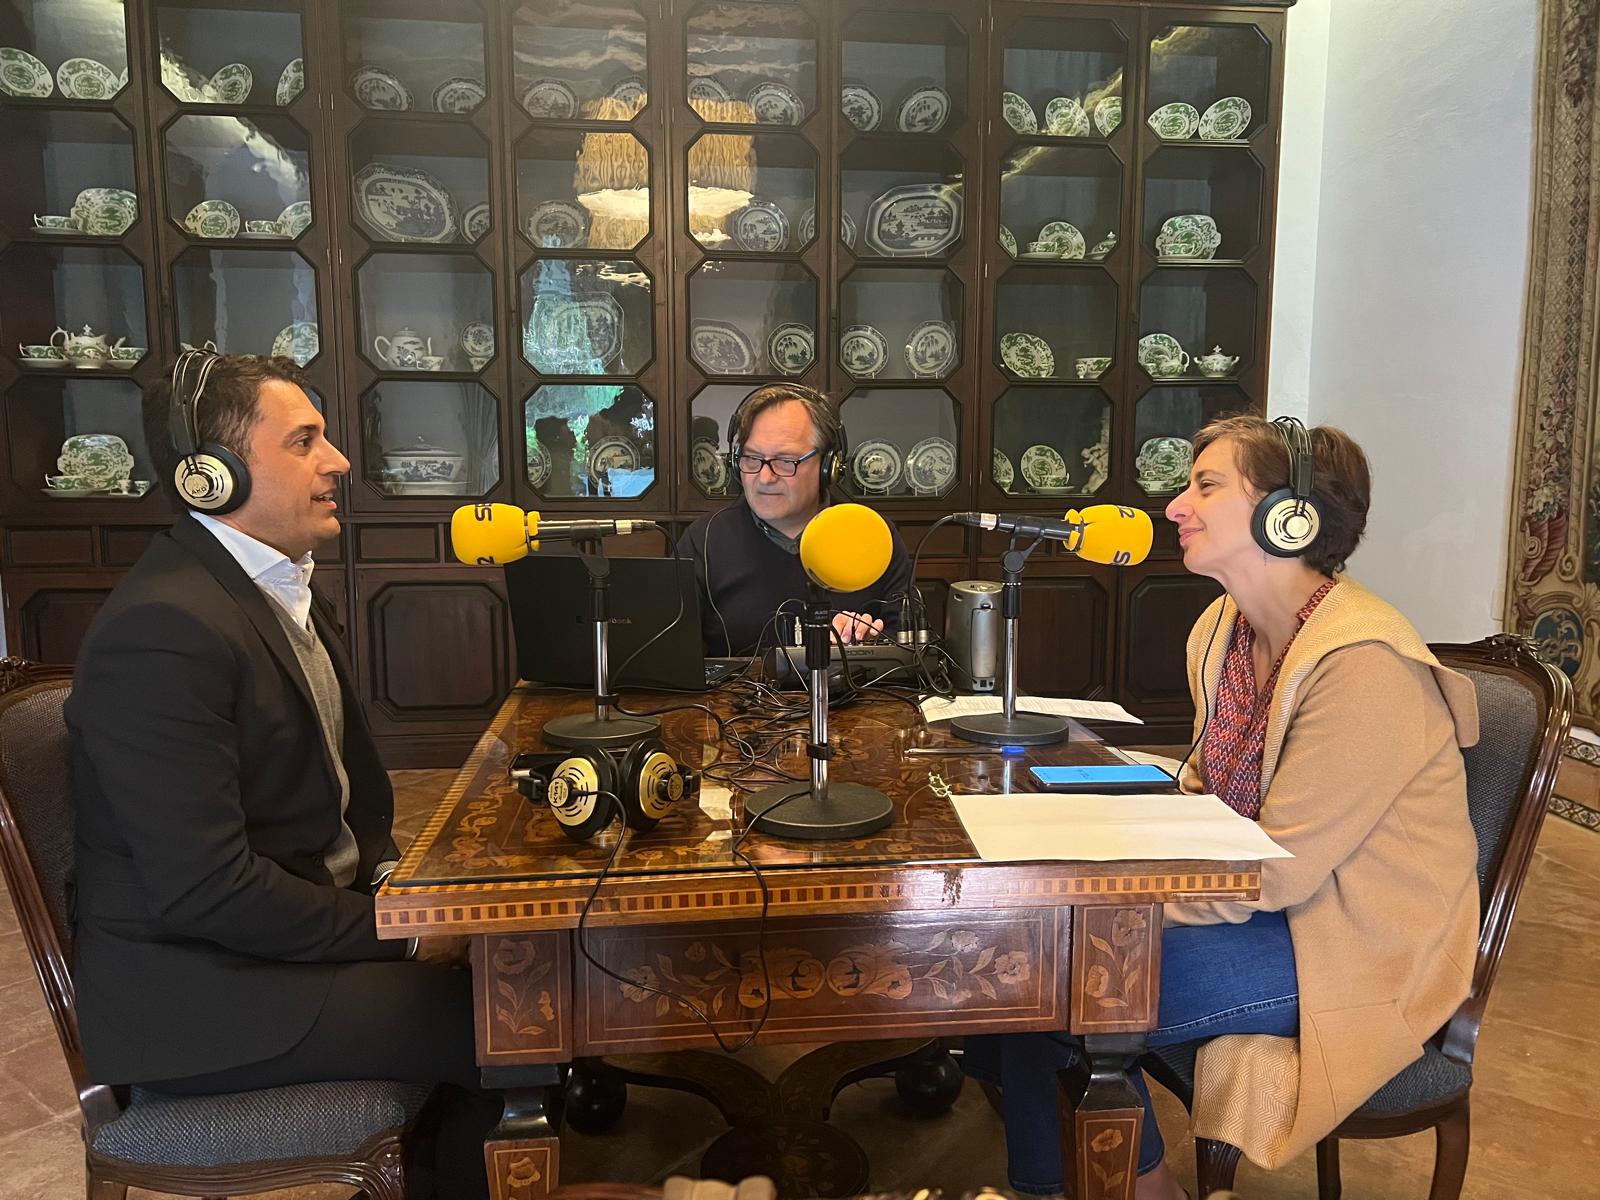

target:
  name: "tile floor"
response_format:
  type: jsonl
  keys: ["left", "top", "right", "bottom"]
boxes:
{"left": 1, "top": 766, "right": 1595, "bottom": 1200}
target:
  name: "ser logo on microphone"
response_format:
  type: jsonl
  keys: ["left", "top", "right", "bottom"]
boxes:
{"left": 1111, "top": 506, "right": 1138, "bottom": 565}
{"left": 473, "top": 503, "right": 493, "bottom": 521}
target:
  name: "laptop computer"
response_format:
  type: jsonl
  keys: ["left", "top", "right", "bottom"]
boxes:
{"left": 504, "top": 553, "right": 746, "bottom": 691}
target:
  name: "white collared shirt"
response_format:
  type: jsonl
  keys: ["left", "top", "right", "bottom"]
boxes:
{"left": 191, "top": 513, "right": 316, "bottom": 630}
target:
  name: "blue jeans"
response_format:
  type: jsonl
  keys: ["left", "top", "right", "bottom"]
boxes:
{"left": 962, "top": 910, "right": 1298, "bottom": 1194}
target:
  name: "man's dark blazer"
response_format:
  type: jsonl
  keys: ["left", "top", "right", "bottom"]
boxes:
{"left": 66, "top": 515, "right": 406, "bottom": 1085}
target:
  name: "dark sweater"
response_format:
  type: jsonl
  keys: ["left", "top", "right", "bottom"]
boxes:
{"left": 678, "top": 500, "right": 915, "bottom": 655}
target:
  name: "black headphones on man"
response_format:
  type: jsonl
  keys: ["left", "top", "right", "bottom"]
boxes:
{"left": 509, "top": 739, "right": 697, "bottom": 843}
{"left": 168, "top": 349, "right": 252, "bottom": 514}
{"left": 724, "top": 384, "right": 847, "bottom": 498}
{"left": 1251, "top": 416, "right": 1323, "bottom": 557}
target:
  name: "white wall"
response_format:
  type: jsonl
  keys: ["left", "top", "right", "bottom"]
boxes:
{"left": 1276, "top": 0, "right": 1539, "bottom": 640}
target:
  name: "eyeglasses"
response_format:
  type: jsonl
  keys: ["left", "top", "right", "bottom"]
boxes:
{"left": 734, "top": 448, "right": 819, "bottom": 477}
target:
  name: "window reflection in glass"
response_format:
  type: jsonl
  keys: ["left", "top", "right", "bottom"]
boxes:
{"left": 525, "top": 384, "right": 656, "bottom": 499}
{"left": 520, "top": 258, "right": 653, "bottom": 377}
{"left": 155, "top": 2, "right": 300, "bottom": 106}
{"left": 513, "top": 0, "right": 648, "bottom": 122}
{"left": 341, "top": 10, "right": 486, "bottom": 115}
{"left": 171, "top": 247, "right": 318, "bottom": 363}
{"left": 686, "top": 2, "right": 817, "bottom": 125}
{"left": 991, "top": 387, "right": 1109, "bottom": 498}
{"left": 688, "top": 132, "right": 815, "bottom": 253}
{"left": 164, "top": 114, "right": 310, "bottom": 239}
{"left": 518, "top": 128, "right": 650, "bottom": 252}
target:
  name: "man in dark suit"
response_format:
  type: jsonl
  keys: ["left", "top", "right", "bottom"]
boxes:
{"left": 67, "top": 354, "right": 499, "bottom": 1200}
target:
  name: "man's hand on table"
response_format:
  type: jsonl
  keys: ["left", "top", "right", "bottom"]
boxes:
{"left": 832, "top": 610, "right": 884, "bottom": 644}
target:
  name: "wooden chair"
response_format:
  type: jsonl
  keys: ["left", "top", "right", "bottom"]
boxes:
{"left": 0, "top": 657, "right": 433, "bottom": 1200}
{"left": 1135, "top": 634, "right": 1572, "bottom": 1199}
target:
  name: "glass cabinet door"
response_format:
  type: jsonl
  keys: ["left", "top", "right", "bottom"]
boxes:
{"left": 2, "top": 0, "right": 130, "bottom": 103}
{"left": 340, "top": 2, "right": 487, "bottom": 116}
{"left": 685, "top": 2, "right": 817, "bottom": 127}
{"left": 153, "top": 0, "right": 303, "bottom": 107}
{"left": 514, "top": 0, "right": 648, "bottom": 121}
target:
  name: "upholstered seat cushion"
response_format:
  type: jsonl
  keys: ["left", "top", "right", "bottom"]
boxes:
{"left": 1145, "top": 1038, "right": 1471, "bottom": 1117}
{"left": 90, "top": 1080, "right": 434, "bottom": 1167}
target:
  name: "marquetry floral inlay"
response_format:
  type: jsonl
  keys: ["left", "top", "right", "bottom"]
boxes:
{"left": 616, "top": 928, "right": 1033, "bottom": 1016}
{"left": 1083, "top": 909, "right": 1147, "bottom": 1011}
{"left": 491, "top": 937, "right": 554, "bottom": 1036}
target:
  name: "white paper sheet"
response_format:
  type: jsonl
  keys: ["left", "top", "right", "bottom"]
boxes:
{"left": 949, "top": 792, "right": 1294, "bottom": 863}
{"left": 920, "top": 695, "right": 1142, "bottom": 724}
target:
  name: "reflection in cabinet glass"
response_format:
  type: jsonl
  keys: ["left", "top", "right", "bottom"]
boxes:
{"left": 513, "top": 0, "right": 649, "bottom": 122}
{"left": 991, "top": 386, "right": 1109, "bottom": 499}
{"left": 1001, "top": 17, "right": 1126, "bottom": 140}
{"left": 685, "top": 2, "right": 816, "bottom": 126}
{"left": 170, "top": 247, "right": 317, "bottom": 363}
{"left": 525, "top": 383, "right": 655, "bottom": 499}
{"left": 839, "top": 11, "right": 967, "bottom": 136}
{"left": 361, "top": 380, "right": 499, "bottom": 498}
{"left": 341, "top": 4, "right": 486, "bottom": 115}
{"left": 688, "top": 259, "right": 816, "bottom": 377}
{"left": 164, "top": 114, "right": 310, "bottom": 240}
{"left": 518, "top": 126, "right": 650, "bottom": 251}
{"left": 4, "top": 0, "right": 129, "bottom": 101}
{"left": 359, "top": 253, "right": 494, "bottom": 373}
{"left": 520, "top": 257, "right": 651, "bottom": 377}
{"left": 840, "top": 387, "right": 959, "bottom": 499}
{"left": 688, "top": 130, "right": 815, "bottom": 253}
{"left": 154, "top": 1, "right": 301, "bottom": 106}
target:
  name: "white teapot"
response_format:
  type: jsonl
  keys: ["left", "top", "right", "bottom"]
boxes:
{"left": 51, "top": 323, "right": 122, "bottom": 363}
{"left": 1195, "top": 346, "right": 1240, "bottom": 378}
{"left": 373, "top": 327, "right": 430, "bottom": 369}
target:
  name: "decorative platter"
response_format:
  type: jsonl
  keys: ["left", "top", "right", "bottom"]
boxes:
{"left": 433, "top": 76, "right": 486, "bottom": 114}
{"left": 209, "top": 62, "right": 252, "bottom": 104}
{"left": 992, "top": 448, "right": 1015, "bottom": 491}
{"left": 767, "top": 322, "right": 815, "bottom": 376}
{"left": 271, "top": 320, "right": 319, "bottom": 366}
{"left": 1019, "top": 444, "right": 1070, "bottom": 490}
{"left": 276, "top": 58, "right": 304, "bottom": 105}
{"left": 839, "top": 324, "right": 889, "bottom": 379}
{"left": 1043, "top": 96, "right": 1089, "bottom": 137}
{"left": 521, "top": 77, "right": 578, "bottom": 119}
{"left": 1000, "top": 331, "right": 1055, "bottom": 379}
{"left": 1092, "top": 95, "right": 1122, "bottom": 136}
{"left": 731, "top": 199, "right": 789, "bottom": 252}
{"left": 906, "top": 436, "right": 958, "bottom": 493}
{"left": 851, "top": 440, "right": 904, "bottom": 492}
{"left": 841, "top": 83, "right": 881, "bottom": 132}
{"left": 1199, "top": 96, "right": 1252, "bottom": 141}
{"left": 897, "top": 84, "right": 950, "bottom": 133}
{"left": 350, "top": 64, "right": 412, "bottom": 111}
{"left": 904, "top": 319, "right": 958, "bottom": 378}
{"left": 690, "top": 320, "right": 758, "bottom": 375}
{"left": 747, "top": 80, "right": 804, "bottom": 125}
{"left": 1001, "top": 90, "right": 1037, "bottom": 133}
{"left": 352, "top": 162, "right": 459, "bottom": 243}
{"left": 524, "top": 199, "right": 589, "bottom": 248}
{"left": 0, "top": 47, "right": 53, "bottom": 97}
{"left": 57, "top": 57, "right": 119, "bottom": 100}
{"left": 1147, "top": 101, "right": 1200, "bottom": 140}
{"left": 862, "top": 182, "right": 962, "bottom": 257}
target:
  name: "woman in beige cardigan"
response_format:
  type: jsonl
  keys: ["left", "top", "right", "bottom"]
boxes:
{"left": 962, "top": 416, "right": 1480, "bottom": 1199}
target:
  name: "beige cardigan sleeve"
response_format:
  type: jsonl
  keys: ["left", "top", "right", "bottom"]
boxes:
{"left": 1167, "top": 642, "right": 1454, "bottom": 926}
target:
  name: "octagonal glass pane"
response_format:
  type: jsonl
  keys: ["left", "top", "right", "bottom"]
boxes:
{"left": 1, "top": 245, "right": 147, "bottom": 366}
{"left": 1002, "top": 17, "right": 1125, "bottom": 140}
{"left": 840, "top": 387, "right": 958, "bottom": 499}
{"left": 8, "top": 376, "right": 156, "bottom": 500}
{"left": 520, "top": 258, "right": 652, "bottom": 377}
{"left": 1143, "top": 147, "right": 1262, "bottom": 261}
{"left": 686, "top": 2, "right": 817, "bottom": 126}
{"left": 2, "top": 111, "right": 137, "bottom": 241}
{"left": 1000, "top": 144, "right": 1119, "bottom": 261}
{"left": 687, "top": 384, "right": 751, "bottom": 499}
{"left": 992, "top": 387, "right": 1110, "bottom": 499}
{"left": 1138, "top": 268, "right": 1255, "bottom": 381}
{"left": 341, "top": 6, "right": 486, "bottom": 115}
{"left": 838, "top": 267, "right": 961, "bottom": 382}
{"left": 840, "top": 141, "right": 964, "bottom": 260}
{"left": 518, "top": 128, "right": 649, "bottom": 251}
{"left": 350, "top": 121, "right": 489, "bottom": 246}
{"left": 840, "top": 11, "right": 967, "bottom": 135}
{"left": 1133, "top": 386, "right": 1249, "bottom": 498}
{"left": 154, "top": 2, "right": 300, "bottom": 105}
{"left": 171, "top": 247, "right": 318, "bottom": 363}
{"left": 357, "top": 254, "right": 495, "bottom": 373}
{"left": 164, "top": 114, "right": 310, "bottom": 241}
{"left": 688, "top": 260, "right": 816, "bottom": 377}
{"left": 994, "top": 269, "right": 1116, "bottom": 382}
{"left": 688, "top": 132, "right": 815, "bottom": 253}
{"left": 10, "top": 1, "right": 129, "bottom": 101}
{"left": 1148, "top": 24, "right": 1270, "bottom": 142}
{"left": 361, "top": 381, "right": 500, "bottom": 498}
{"left": 526, "top": 384, "right": 656, "bottom": 499}
{"left": 514, "top": 0, "right": 649, "bottom": 122}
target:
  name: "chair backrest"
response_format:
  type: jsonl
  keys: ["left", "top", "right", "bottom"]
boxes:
{"left": 1429, "top": 635, "right": 1572, "bottom": 1063}
{"left": 0, "top": 656, "right": 116, "bottom": 1125}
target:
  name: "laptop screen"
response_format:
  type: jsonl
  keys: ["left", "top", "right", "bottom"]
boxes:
{"left": 503, "top": 553, "right": 709, "bottom": 690}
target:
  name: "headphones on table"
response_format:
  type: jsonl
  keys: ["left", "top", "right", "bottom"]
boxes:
{"left": 1251, "top": 416, "right": 1323, "bottom": 557}
{"left": 724, "top": 385, "right": 848, "bottom": 498}
{"left": 168, "top": 349, "right": 251, "bottom": 514}
{"left": 510, "top": 739, "right": 698, "bottom": 843}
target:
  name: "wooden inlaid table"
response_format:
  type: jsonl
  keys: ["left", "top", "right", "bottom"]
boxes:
{"left": 376, "top": 686, "right": 1261, "bottom": 1200}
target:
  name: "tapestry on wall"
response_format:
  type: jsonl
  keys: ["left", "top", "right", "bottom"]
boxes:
{"left": 1507, "top": 0, "right": 1600, "bottom": 830}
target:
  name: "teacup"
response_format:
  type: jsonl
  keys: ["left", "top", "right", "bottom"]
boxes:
{"left": 1075, "top": 356, "right": 1112, "bottom": 380}
{"left": 1149, "top": 352, "right": 1189, "bottom": 378}
{"left": 33, "top": 214, "right": 77, "bottom": 231}
{"left": 243, "top": 219, "right": 280, "bottom": 235}
{"left": 1026, "top": 240, "right": 1052, "bottom": 254}
{"left": 417, "top": 355, "right": 447, "bottom": 372}
{"left": 110, "top": 344, "right": 146, "bottom": 362}
{"left": 106, "top": 477, "right": 137, "bottom": 494}
{"left": 468, "top": 354, "right": 490, "bottom": 372}
{"left": 19, "top": 343, "right": 65, "bottom": 361}
{"left": 45, "top": 474, "right": 94, "bottom": 490}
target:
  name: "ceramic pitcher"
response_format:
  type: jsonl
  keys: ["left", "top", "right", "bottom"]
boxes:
{"left": 373, "top": 327, "right": 429, "bottom": 368}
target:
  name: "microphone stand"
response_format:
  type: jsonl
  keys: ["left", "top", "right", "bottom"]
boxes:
{"left": 745, "top": 586, "right": 894, "bottom": 839}
{"left": 542, "top": 538, "right": 661, "bottom": 749}
{"left": 949, "top": 539, "right": 1069, "bottom": 746}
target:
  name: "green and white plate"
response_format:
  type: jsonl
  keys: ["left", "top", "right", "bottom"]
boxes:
{"left": 999, "top": 224, "right": 1017, "bottom": 257}
{"left": 1001, "top": 90, "right": 1037, "bottom": 134}
{"left": 1043, "top": 96, "right": 1090, "bottom": 137}
{"left": 992, "top": 448, "right": 1015, "bottom": 491}
{"left": 1146, "top": 101, "right": 1200, "bottom": 140}
{"left": 1037, "top": 220, "right": 1086, "bottom": 260}
{"left": 271, "top": 320, "right": 319, "bottom": 366}
{"left": 184, "top": 199, "right": 241, "bottom": 239}
{"left": 1019, "top": 444, "right": 1069, "bottom": 490}
{"left": 277, "top": 200, "right": 312, "bottom": 238}
{"left": 1199, "top": 96, "right": 1252, "bottom": 141}
{"left": 71, "top": 187, "right": 138, "bottom": 236}
{"left": 57, "top": 57, "right": 119, "bottom": 100}
{"left": 1, "top": 47, "right": 53, "bottom": 97}
{"left": 276, "top": 58, "right": 304, "bottom": 106}
{"left": 209, "top": 62, "right": 252, "bottom": 105}
{"left": 1000, "top": 331, "right": 1055, "bottom": 379}
{"left": 1155, "top": 213, "right": 1221, "bottom": 260}
{"left": 1136, "top": 332, "right": 1184, "bottom": 373}
{"left": 1092, "top": 95, "right": 1123, "bottom": 137}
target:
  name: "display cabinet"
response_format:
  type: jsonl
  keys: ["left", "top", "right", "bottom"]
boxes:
{"left": 1, "top": 0, "right": 1292, "bottom": 763}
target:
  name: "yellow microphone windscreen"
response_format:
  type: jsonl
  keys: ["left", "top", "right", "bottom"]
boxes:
{"left": 800, "top": 503, "right": 893, "bottom": 592}
{"left": 451, "top": 503, "right": 534, "bottom": 565}
{"left": 1067, "top": 504, "right": 1153, "bottom": 566}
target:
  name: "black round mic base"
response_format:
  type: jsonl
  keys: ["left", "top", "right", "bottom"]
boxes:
{"left": 745, "top": 781, "right": 894, "bottom": 841}
{"left": 542, "top": 712, "right": 661, "bottom": 749}
{"left": 949, "top": 711, "right": 1069, "bottom": 746}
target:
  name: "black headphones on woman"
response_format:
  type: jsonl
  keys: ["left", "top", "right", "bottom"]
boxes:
{"left": 168, "top": 349, "right": 252, "bottom": 514}
{"left": 1251, "top": 416, "right": 1323, "bottom": 557}
{"left": 509, "top": 739, "right": 697, "bottom": 843}
{"left": 724, "top": 384, "right": 847, "bottom": 498}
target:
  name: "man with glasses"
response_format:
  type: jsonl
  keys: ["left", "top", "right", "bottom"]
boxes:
{"left": 679, "top": 383, "right": 913, "bottom": 656}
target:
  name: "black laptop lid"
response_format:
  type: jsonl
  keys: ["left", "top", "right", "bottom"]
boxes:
{"left": 504, "top": 554, "right": 706, "bottom": 690}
